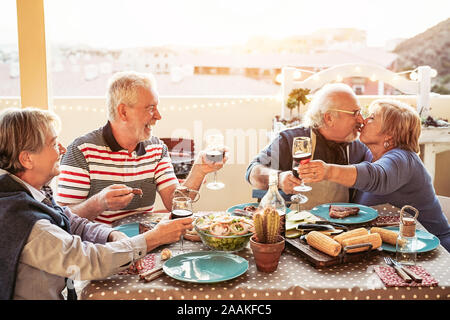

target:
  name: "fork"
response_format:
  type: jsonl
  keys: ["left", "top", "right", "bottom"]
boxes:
{"left": 384, "top": 257, "right": 412, "bottom": 283}
{"left": 389, "top": 258, "right": 423, "bottom": 283}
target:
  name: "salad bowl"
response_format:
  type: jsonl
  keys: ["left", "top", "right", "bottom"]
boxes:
{"left": 194, "top": 213, "right": 254, "bottom": 252}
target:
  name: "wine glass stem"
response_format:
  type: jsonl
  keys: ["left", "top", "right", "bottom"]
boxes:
{"left": 180, "top": 235, "right": 184, "bottom": 253}
{"left": 214, "top": 172, "right": 218, "bottom": 184}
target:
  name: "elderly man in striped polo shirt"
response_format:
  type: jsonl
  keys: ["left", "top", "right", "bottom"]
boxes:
{"left": 56, "top": 71, "right": 226, "bottom": 225}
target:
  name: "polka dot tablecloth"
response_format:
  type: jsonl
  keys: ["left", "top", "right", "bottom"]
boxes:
{"left": 80, "top": 204, "right": 450, "bottom": 300}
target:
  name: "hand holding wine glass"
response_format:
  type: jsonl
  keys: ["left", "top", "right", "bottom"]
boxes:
{"left": 171, "top": 196, "right": 193, "bottom": 253}
{"left": 292, "top": 137, "right": 312, "bottom": 192}
{"left": 205, "top": 134, "right": 225, "bottom": 190}
{"left": 291, "top": 136, "right": 312, "bottom": 210}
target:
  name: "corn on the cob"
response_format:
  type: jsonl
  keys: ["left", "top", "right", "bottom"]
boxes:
{"left": 370, "top": 227, "right": 406, "bottom": 247}
{"left": 333, "top": 227, "right": 368, "bottom": 245}
{"left": 341, "top": 233, "right": 382, "bottom": 253}
{"left": 306, "top": 231, "right": 342, "bottom": 257}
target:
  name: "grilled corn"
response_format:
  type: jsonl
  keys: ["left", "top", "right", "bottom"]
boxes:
{"left": 306, "top": 231, "right": 342, "bottom": 257}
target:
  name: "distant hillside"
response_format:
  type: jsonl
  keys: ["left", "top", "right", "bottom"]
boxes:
{"left": 394, "top": 18, "right": 450, "bottom": 93}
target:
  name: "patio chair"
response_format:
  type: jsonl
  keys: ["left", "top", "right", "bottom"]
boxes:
{"left": 160, "top": 138, "right": 195, "bottom": 181}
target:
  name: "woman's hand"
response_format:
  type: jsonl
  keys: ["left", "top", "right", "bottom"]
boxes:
{"left": 107, "top": 230, "right": 128, "bottom": 242}
{"left": 298, "top": 160, "right": 330, "bottom": 183}
{"left": 143, "top": 217, "right": 194, "bottom": 251}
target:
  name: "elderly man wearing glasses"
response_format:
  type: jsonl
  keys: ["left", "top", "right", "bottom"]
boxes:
{"left": 56, "top": 71, "right": 226, "bottom": 225}
{"left": 246, "top": 83, "right": 369, "bottom": 209}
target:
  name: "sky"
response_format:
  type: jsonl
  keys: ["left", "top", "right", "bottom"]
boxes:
{"left": 1, "top": 0, "right": 449, "bottom": 48}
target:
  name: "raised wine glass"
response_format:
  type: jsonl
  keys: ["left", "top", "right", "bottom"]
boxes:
{"left": 205, "top": 134, "right": 225, "bottom": 190}
{"left": 292, "top": 136, "right": 312, "bottom": 192}
{"left": 171, "top": 196, "right": 193, "bottom": 253}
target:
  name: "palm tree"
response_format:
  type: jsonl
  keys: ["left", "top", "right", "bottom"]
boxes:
{"left": 287, "top": 88, "right": 311, "bottom": 119}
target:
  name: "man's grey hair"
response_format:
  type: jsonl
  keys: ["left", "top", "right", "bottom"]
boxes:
{"left": 0, "top": 107, "right": 61, "bottom": 174}
{"left": 106, "top": 71, "right": 157, "bottom": 121}
{"left": 302, "top": 83, "right": 357, "bottom": 128}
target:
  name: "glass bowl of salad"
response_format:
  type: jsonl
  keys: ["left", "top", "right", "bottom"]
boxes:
{"left": 194, "top": 213, "right": 254, "bottom": 252}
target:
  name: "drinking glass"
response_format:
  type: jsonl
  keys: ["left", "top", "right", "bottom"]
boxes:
{"left": 291, "top": 193, "right": 309, "bottom": 212}
{"left": 292, "top": 137, "right": 312, "bottom": 192}
{"left": 205, "top": 134, "right": 225, "bottom": 190}
{"left": 171, "top": 196, "right": 193, "bottom": 253}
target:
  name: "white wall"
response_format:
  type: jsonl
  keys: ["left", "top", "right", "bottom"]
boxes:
{"left": 1, "top": 95, "right": 449, "bottom": 211}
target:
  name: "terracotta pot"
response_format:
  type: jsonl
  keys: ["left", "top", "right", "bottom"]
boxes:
{"left": 250, "top": 235, "right": 285, "bottom": 273}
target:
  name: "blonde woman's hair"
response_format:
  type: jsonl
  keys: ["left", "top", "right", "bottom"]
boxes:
{"left": 303, "top": 83, "right": 358, "bottom": 128}
{"left": 0, "top": 107, "right": 61, "bottom": 174}
{"left": 106, "top": 71, "right": 157, "bottom": 121}
{"left": 368, "top": 99, "right": 421, "bottom": 153}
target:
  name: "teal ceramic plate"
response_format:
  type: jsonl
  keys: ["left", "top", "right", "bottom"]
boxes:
{"left": 226, "top": 202, "right": 292, "bottom": 215}
{"left": 163, "top": 251, "right": 249, "bottom": 283}
{"left": 114, "top": 222, "right": 140, "bottom": 237}
{"left": 380, "top": 226, "right": 440, "bottom": 253}
{"left": 310, "top": 203, "right": 378, "bottom": 225}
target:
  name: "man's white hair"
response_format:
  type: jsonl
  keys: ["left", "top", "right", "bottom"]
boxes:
{"left": 302, "top": 83, "right": 357, "bottom": 128}
{"left": 106, "top": 71, "right": 157, "bottom": 121}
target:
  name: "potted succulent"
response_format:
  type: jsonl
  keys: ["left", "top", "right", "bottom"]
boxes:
{"left": 249, "top": 207, "right": 285, "bottom": 273}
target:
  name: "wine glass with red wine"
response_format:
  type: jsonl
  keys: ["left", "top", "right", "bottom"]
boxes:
{"left": 292, "top": 136, "right": 312, "bottom": 192}
{"left": 171, "top": 196, "right": 193, "bottom": 253}
{"left": 205, "top": 134, "right": 225, "bottom": 190}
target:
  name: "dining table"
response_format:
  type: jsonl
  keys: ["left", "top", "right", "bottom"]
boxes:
{"left": 80, "top": 204, "right": 450, "bottom": 301}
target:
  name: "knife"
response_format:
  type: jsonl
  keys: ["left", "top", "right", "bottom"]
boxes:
{"left": 296, "top": 223, "right": 345, "bottom": 236}
{"left": 296, "top": 223, "right": 334, "bottom": 231}
{"left": 391, "top": 259, "right": 423, "bottom": 283}
{"left": 312, "top": 220, "right": 349, "bottom": 231}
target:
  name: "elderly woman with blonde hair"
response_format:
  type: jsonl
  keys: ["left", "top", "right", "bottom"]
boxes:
{"left": 299, "top": 99, "right": 450, "bottom": 252}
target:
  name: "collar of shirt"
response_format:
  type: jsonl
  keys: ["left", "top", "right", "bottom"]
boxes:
{"left": 102, "top": 121, "right": 146, "bottom": 156}
{"left": 0, "top": 169, "right": 46, "bottom": 202}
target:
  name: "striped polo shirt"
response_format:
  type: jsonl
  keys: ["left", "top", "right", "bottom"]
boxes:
{"left": 56, "top": 122, "right": 179, "bottom": 224}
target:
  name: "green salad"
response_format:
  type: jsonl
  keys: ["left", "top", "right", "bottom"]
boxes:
{"left": 194, "top": 213, "right": 254, "bottom": 252}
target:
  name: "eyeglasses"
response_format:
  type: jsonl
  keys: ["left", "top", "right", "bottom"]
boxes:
{"left": 329, "top": 108, "right": 361, "bottom": 118}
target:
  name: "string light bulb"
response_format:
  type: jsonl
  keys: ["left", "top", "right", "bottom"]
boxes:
{"left": 430, "top": 69, "right": 438, "bottom": 78}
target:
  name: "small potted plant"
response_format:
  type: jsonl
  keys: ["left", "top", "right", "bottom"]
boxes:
{"left": 249, "top": 207, "right": 285, "bottom": 273}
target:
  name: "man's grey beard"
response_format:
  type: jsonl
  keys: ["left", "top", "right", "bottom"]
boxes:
{"left": 344, "top": 130, "right": 360, "bottom": 142}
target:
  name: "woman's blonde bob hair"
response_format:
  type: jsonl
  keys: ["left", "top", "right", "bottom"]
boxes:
{"left": 0, "top": 107, "right": 61, "bottom": 174}
{"left": 368, "top": 99, "right": 421, "bottom": 153}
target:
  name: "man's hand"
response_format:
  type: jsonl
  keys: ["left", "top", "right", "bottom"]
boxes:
{"left": 278, "top": 171, "right": 305, "bottom": 195}
{"left": 195, "top": 147, "right": 229, "bottom": 175}
{"left": 97, "top": 184, "right": 135, "bottom": 211}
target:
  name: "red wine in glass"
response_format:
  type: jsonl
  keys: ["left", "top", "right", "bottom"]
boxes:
{"left": 206, "top": 150, "right": 224, "bottom": 163}
{"left": 171, "top": 209, "right": 193, "bottom": 219}
{"left": 292, "top": 136, "right": 312, "bottom": 192}
{"left": 292, "top": 152, "right": 311, "bottom": 178}
{"left": 171, "top": 197, "right": 193, "bottom": 252}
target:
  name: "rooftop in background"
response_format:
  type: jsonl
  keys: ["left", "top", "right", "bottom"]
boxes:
{"left": 0, "top": 45, "right": 397, "bottom": 96}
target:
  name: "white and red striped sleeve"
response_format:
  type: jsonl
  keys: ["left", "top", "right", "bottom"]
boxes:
{"left": 56, "top": 143, "right": 91, "bottom": 204}
{"left": 154, "top": 144, "right": 179, "bottom": 192}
